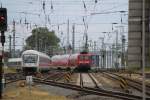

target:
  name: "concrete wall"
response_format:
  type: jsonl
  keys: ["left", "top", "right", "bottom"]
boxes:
{"left": 128, "top": 0, "right": 150, "bottom": 68}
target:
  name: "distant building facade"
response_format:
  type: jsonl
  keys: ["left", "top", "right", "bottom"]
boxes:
{"left": 128, "top": 0, "right": 150, "bottom": 68}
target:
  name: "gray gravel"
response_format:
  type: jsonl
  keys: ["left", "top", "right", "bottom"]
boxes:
{"left": 36, "top": 84, "right": 77, "bottom": 96}
{"left": 36, "top": 83, "right": 121, "bottom": 100}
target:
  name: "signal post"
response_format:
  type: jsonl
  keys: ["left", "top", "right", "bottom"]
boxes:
{"left": 0, "top": 8, "right": 7, "bottom": 99}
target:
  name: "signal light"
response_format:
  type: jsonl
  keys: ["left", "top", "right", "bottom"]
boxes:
{"left": 0, "top": 8, "right": 7, "bottom": 31}
{"left": 0, "top": 16, "right": 4, "bottom": 20}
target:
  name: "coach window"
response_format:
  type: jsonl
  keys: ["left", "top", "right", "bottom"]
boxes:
{"left": 84, "top": 56, "right": 90, "bottom": 60}
{"left": 79, "top": 56, "right": 84, "bottom": 60}
{"left": 23, "top": 54, "right": 38, "bottom": 63}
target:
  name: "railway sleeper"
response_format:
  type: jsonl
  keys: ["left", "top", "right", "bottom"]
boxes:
{"left": 102, "top": 72, "right": 131, "bottom": 93}
{"left": 34, "top": 78, "right": 147, "bottom": 100}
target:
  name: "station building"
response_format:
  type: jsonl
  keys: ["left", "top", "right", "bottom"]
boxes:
{"left": 128, "top": 0, "right": 150, "bottom": 68}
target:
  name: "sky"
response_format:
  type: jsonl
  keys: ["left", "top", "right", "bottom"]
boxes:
{"left": 0, "top": 0, "right": 128, "bottom": 51}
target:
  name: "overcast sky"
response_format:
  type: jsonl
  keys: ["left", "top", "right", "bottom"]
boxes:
{"left": 1, "top": 0, "right": 128, "bottom": 51}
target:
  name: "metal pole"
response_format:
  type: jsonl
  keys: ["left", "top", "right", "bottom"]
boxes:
{"left": 37, "top": 32, "right": 39, "bottom": 51}
{"left": 13, "top": 20, "right": 15, "bottom": 57}
{"left": 44, "top": 38, "right": 47, "bottom": 53}
{"left": 104, "top": 47, "right": 106, "bottom": 69}
{"left": 35, "top": 25, "right": 38, "bottom": 50}
{"left": 85, "top": 33, "right": 88, "bottom": 52}
{"left": 67, "top": 19, "right": 69, "bottom": 54}
{"left": 22, "top": 38, "right": 24, "bottom": 51}
{"left": 112, "top": 45, "right": 113, "bottom": 68}
{"left": 94, "top": 41, "right": 96, "bottom": 53}
{"left": 9, "top": 35, "right": 12, "bottom": 58}
{"left": 0, "top": 31, "right": 5, "bottom": 99}
{"left": 109, "top": 49, "right": 111, "bottom": 69}
{"left": 122, "top": 35, "right": 125, "bottom": 69}
{"left": 72, "top": 24, "right": 75, "bottom": 54}
{"left": 142, "top": 0, "right": 146, "bottom": 99}
{"left": 0, "top": 52, "right": 2, "bottom": 99}
{"left": 106, "top": 50, "right": 108, "bottom": 69}
{"left": 101, "top": 39, "right": 105, "bottom": 69}
{"left": 115, "top": 30, "right": 118, "bottom": 69}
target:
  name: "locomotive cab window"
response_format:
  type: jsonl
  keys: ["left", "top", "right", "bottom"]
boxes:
{"left": 79, "top": 55, "right": 90, "bottom": 60}
{"left": 23, "top": 54, "right": 38, "bottom": 63}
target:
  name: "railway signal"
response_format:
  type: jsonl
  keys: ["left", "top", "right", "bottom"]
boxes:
{"left": 0, "top": 8, "right": 7, "bottom": 99}
{"left": 0, "top": 8, "right": 7, "bottom": 31}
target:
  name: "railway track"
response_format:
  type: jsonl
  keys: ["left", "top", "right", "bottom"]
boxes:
{"left": 113, "top": 72, "right": 150, "bottom": 94}
{"left": 103, "top": 72, "right": 150, "bottom": 96}
{"left": 38, "top": 71, "right": 74, "bottom": 83}
{"left": 33, "top": 77, "right": 149, "bottom": 100}
{"left": 5, "top": 72, "right": 25, "bottom": 84}
{"left": 4, "top": 71, "right": 150, "bottom": 99}
{"left": 79, "top": 73, "right": 99, "bottom": 88}
{"left": 3, "top": 73, "right": 150, "bottom": 100}
{"left": 5, "top": 71, "right": 73, "bottom": 85}
{"left": 88, "top": 73, "right": 99, "bottom": 88}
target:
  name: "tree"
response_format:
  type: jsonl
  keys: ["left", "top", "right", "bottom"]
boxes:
{"left": 25, "top": 27, "right": 60, "bottom": 53}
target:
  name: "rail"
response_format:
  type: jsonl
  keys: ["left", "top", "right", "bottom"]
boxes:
{"left": 103, "top": 72, "right": 150, "bottom": 96}
{"left": 33, "top": 77, "right": 148, "bottom": 100}
{"left": 87, "top": 73, "right": 99, "bottom": 88}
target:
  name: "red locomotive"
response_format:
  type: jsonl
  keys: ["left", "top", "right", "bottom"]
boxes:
{"left": 51, "top": 53, "right": 93, "bottom": 71}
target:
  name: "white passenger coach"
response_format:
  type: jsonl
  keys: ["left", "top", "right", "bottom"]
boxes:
{"left": 7, "top": 58, "right": 22, "bottom": 71}
{"left": 21, "top": 50, "right": 51, "bottom": 73}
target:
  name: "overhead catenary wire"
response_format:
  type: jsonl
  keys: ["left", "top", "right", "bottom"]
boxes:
{"left": 2, "top": 0, "right": 128, "bottom": 50}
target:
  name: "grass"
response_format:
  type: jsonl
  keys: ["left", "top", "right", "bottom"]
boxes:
{"left": 145, "top": 67, "right": 150, "bottom": 72}
{"left": 4, "top": 67, "right": 17, "bottom": 73}
{"left": 3, "top": 85, "right": 70, "bottom": 100}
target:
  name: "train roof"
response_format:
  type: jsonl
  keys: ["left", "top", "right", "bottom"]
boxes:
{"left": 51, "top": 53, "right": 95, "bottom": 61}
{"left": 51, "top": 53, "right": 94, "bottom": 57}
{"left": 52, "top": 53, "right": 78, "bottom": 57}
{"left": 8, "top": 58, "right": 22, "bottom": 62}
{"left": 22, "top": 50, "right": 50, "bottom": 59}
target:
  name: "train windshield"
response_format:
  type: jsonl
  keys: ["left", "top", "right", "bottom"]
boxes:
{"left": 79, "top": 55, "right": 90, "bottom": 60}
{"left": 23, "top": 54, "right": 38, "bottom": 63}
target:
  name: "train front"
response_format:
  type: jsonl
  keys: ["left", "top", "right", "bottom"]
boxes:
{"left": 77, "top": 54, "right": 91, "bottom": 71}
{"left": 22, "top": 51, "right": 38, "bottom": 74}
